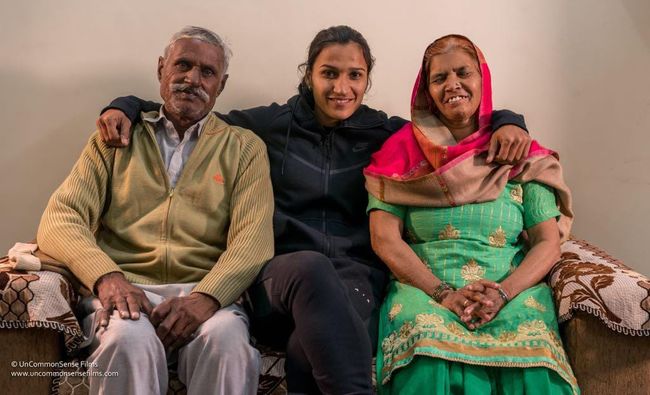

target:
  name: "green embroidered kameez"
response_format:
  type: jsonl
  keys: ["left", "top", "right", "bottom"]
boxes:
{"left": 369, "top": 181, "right": 579, "bottom": 394}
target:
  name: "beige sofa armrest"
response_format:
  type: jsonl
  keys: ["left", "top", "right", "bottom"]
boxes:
{"left": 550, "top": 238, "right": 650, "bottom": 336}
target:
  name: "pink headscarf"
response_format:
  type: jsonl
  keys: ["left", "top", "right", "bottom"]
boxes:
{"left": 364, "top": 35, "right": 573, "bottom": 240}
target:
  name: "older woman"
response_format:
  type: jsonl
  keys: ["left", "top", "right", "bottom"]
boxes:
{"left": 365, "top": 35, "right": 578, "bottom": 394}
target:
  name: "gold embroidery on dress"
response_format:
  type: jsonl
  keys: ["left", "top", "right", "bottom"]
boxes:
{"left": 380, "top": 315, "right": 574, "bottom": 387}
{"left": 524, "top": 296, "right": 547, "bottom": 312}
{"left": 416, "top": 313, "right": 444, "bottom": 327}
{"left": 381, "top": 332, "right": 397, "bottom": 355}
{"left": 548, "top": 330, "right": 565, "bottom": 349}
{"left": 489, "top": 226, "right": 507, "bottom": 248}
{"left": 388, "top": 304, "right": 403, "bottom": 321}
{"left": 476, "top": 332, "right": 496, "bottom": 342}
{"left": 461, "top": 260, "right": 485, "bottom": 283}
{"left": 517, "top": 320, "right": 547, "bottom": 336}
{"left": 385, "top": 315, "right": 554, "bottom": 344}
{"left": 398, "top": 321, "right": 414, "bottom": 339}
{"left": 498, "top": 332, "right": 518, "bottom": 342}
{"left": 385, "top": 316, "right": 559, "bottom": 356}
{"left": 446, "top": 322, "right": 465, "bottom": 337}
{"left": 438, "top": 224, "right": 460, "bottom": 240}
{"left": 510, "top": 184, "right": 523, "bottom": 203}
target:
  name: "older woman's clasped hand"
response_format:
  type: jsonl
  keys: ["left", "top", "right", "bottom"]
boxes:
{"left": 439, "top": 280, "right": 506, "bottom": 330}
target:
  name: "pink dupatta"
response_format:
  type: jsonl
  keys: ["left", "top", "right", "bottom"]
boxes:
{"left": 364, "top": 35, "right": 573, "bottom": 240}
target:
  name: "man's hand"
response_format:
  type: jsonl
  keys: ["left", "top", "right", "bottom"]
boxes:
{"left": 486, "top": 124, "right": 532, "bottom": 164}
{"left": 95, "top": 272, "right": 153, "bottom": 327}
{"left": 97, "top": 109, "right": 132, "bottom": 147}
{"left": 150, "top": 293, "right": 220, "bottom": 350}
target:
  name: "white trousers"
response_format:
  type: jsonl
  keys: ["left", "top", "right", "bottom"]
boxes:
{"left": 80, "top": 283, "right": 261, "bottom": 395}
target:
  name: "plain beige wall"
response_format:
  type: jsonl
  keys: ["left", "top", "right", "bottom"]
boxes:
{"left": 1, "top": 0, "right": 648, "bottom": 275}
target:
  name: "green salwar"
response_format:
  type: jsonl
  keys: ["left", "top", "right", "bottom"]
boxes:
{"left": 369, "top": 182, "right": 579, "bottom": 395}
{"left": 389, "top": 357, "right": 573, "bottom": 395}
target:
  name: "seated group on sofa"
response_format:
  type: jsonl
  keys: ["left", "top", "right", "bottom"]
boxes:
{"left": 3, "top": 24, "right": 649, "bottom": 395}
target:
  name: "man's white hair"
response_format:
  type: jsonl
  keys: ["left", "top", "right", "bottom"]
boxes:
{"left": 164, "top": 26, "right": 232, "bottom": 73}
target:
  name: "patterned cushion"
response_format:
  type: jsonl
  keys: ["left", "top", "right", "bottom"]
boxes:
{"left": 0, "top": 265, "right": 85, "bottom": 353}
{"left": 551, "top": 239, "right": 650, "bottom": 335}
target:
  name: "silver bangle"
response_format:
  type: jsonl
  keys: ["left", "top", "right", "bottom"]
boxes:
{"left": 497, "top": 287, "right": 510, "bottom": 304}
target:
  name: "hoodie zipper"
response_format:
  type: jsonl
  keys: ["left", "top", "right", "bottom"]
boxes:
{"left": 322, "top": 131, "right": 333, "bottom": 256}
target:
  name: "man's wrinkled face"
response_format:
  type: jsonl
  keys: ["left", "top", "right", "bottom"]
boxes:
{"left": 158, "top": 38, "right": 227, "bottom": 125}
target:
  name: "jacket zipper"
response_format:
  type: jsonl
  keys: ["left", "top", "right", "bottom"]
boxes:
{"left": 322, "top": 132, "right": 333, "bottom": 256}
{"left": 161, "top": 188, "right": 175, "bottom": 282}
{"left": 143, "top": 121, "right": 173, "bottom": 283}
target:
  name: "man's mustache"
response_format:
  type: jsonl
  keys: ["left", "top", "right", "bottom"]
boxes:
{"left": 171, "top": 83, "right": 210, "bottom": 102}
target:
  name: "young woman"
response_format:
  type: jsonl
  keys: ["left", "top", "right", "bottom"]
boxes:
{"left": 96, "top": 26, "right": 531, "bottom": 394}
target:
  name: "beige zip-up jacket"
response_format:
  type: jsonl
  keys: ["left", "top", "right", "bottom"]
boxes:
{"left": 37, "top": 111, "right": 274, "bottom": 307}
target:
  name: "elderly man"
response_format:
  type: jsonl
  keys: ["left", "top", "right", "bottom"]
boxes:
{"left": 37, "top": 26, "right": 274, "bottom": 395}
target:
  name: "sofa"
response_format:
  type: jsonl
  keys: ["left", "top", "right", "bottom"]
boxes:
{"left": 1, "top": 238, "right": 649, "bottom": 395}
